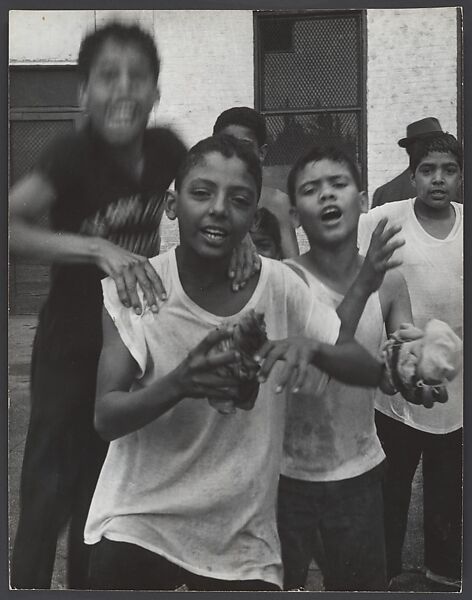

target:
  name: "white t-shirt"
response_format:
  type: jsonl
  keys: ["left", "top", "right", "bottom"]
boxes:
{"left": 84, "top": 250, "right": 340, "bottom": 588}
{"left": 358, "top": 199, "right": 463, "bottom": 434}
{"left": 282, "top": 261, "right": 385, "bottom": 482}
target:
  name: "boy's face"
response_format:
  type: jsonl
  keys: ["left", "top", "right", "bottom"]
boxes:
{"left": 79, "top": 38, "right": 159, "bottom": 146}
{"left": 290, "top": 159, "right": 367, "bottom": 246}
{"left": 166, "top": 152, "right": 258, "bottom": 261}
{"left": 250, "top": 231, "right": 280, "bottom": 260}
{"left": 412, "top": 151, "right": 461, "bottom": 209}
{"left": 218, "top": 125, "right": 267, "bottom": 163}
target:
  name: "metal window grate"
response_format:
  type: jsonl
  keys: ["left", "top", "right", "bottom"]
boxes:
{"left": 256, "top": 11, "right": 365, "bottom": 188}
{"left": 10, "top": 119, "right": 74, "bottom": 184}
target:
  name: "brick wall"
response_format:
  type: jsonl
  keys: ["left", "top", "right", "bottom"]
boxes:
{"left": 366, "top": 7, "right": 458, "bottom": 201}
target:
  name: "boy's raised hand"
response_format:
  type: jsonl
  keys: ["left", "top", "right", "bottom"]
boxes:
{"left": 174, "top": 327, "right": 242, "bottom": 402}
{"left": 95, "top": 238, "right": 167, "bottom": 315}
{"left": 228, "top": 233, "right": 261, "bottom": 291}
{"left": 358, "top": 218, "right": 405, "bottom": 293}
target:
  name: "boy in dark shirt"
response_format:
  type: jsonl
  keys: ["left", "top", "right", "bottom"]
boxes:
{"left": 9, "top": 22, "right": 187, "bottom": 589}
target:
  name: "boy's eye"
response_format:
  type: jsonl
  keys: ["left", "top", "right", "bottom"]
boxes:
{"left": 99, "top": 68, "right": 118, "bottom": 83}
{"left": 446, "top": 167, "right": 458, "bottom": 175}
{"left": 300, "top": 185, "right": 317, "bottom": 195}
{"left": 333, "top": 181, "right": 348, "bottom": 188}
{"left": 191, "top": 188, "right": 211, "bottom": 199}
{"left": 232, "top": 195, "right": 252, "bottom": 207}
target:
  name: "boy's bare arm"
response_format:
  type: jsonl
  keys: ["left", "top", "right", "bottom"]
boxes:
{"left": 95, "top": 310, "right": 241, "bottom": 441}
{"left": 380, "top": 269, "right": 413, "bottom": 336}
{"left": 10, "top": 172, "right": 166, "bottom": 313}
{"left": 256, "top": 336, "right": 382, "bottom": 392}
{"left": 337, "top": 218, "right": 404, "bottom": 341}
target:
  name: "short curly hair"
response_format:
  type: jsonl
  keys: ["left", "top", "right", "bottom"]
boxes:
{"left": 175, "top": 134, "right": 262, "bottom": 199}
{"left": 213, "top": 107, "right": 267, "bottom": 148}
{"left": 77, "top": 21, "right": 160, "bottom": 82}
{"left": 408, "top": 133, "right": 463, "bottom": 173}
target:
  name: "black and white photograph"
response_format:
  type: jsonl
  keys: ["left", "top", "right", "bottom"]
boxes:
{"left": 7, "top": 5, "right": 464, "bottom": 594}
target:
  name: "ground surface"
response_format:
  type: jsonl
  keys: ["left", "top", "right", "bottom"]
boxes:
{"left": 8, "top": 315, "right": 457, "bottom": 592}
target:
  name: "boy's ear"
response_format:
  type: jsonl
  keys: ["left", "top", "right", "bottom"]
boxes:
{"left": 359, "top": 191, "right": 369, "bottom": 214}
{"left": 410, "top": 170, "right": 417, "bottom": 190}
{"left": 165, "top": 189, "right": 178, "bottom": 220}
{"left": 259, "top": 144, "right": 268, "bottom": 163}
{"left": 289, "top": 205, "right": 301, "bottom": 229}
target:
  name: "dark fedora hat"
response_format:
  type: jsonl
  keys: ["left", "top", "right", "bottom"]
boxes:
{"left": 398, "top": 117, "right": 443, "bottom": 147}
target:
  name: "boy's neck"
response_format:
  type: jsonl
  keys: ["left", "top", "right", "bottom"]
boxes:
{"left": 413, "top": 199, "right": 457, "bottom": 239}
{"left": 302, "top": 235, "right": 362, "bottom": 293}
{"left": 175, "top": 246, "right": 260, "bottom": 316}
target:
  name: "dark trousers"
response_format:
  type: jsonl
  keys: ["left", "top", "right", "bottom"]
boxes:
{"left": 375, "top": 411, "right": 462, "bottom": 581}
{"left": 277, "top": 463, "right": 387, "bottom": 591}
{"left": 88, "top": 538, "right": 281, "bottom": 591}
{"left": 11, "top": 337, "right": 108, "bottom": 590}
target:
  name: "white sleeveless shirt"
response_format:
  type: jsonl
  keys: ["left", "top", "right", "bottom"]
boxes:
{"left": 84, "top": 251, "right": 340, "bottom": 587}
{"left": 358, "top": 199, "right": 463, "bottom": 434}
{"left": 281, "top": 260, "right": 386, "bottom": 482}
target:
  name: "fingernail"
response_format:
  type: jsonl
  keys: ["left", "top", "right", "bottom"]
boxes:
{"left": 254, "top": 354, "right": 260, "bottom": 362}
{"left": 123, "top": 302, "right": 129, "bottom": 308}
{"left": 275, "top": 385, "right": 282, "bottom": 393}
{"left": 135, "top": 308, "right": 142, "bottom": 315}
{"left": 151, "top": 305, "right": 159, "bottom": 313}
{"left": 161, "top": 293, "right": 167, "bottom": 300}
{"left": 292, "top": 387, "right": 299, "bottom": 393}
{"left": 229, "top": 271, "right": 235, "bottom": 278}
{"left": 240, "top": 281, "right": 246, "bottom": 288}
{"left": 233, "top": 283, "right": 239, "bottom": 292}
{"left": 257, "top": 375, "right": 266, "bottom": 383}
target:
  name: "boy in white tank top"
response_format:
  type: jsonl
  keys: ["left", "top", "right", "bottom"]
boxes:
{"left": 277, "top": 146, "right": 412, "bottom": 591}
{"left": 84, "top": 135, "right": 388, "bottom": 591}
{"left": 358, "top": 133, "right": 463, "bottom": 590}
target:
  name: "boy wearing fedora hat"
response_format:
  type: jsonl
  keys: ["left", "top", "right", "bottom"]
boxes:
{"left": 358, "top": 131, "right": 463, "bottom": 590}
{"left": 372, "top": 117, "right": 444, "bottom": 207}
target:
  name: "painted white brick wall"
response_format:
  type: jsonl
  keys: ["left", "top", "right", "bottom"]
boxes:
{"left": 150, "top": 10, "right": 254, "bottom": 146}
{"left": 9, "top": 10, "right": 94, "bottom": 63}
{"left": 366, "top": 7, "right": 458, "bottom": 201}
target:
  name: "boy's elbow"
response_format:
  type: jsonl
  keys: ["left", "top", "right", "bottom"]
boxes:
{"left": 94, "top": 400, "right": 117, "bottom": 442}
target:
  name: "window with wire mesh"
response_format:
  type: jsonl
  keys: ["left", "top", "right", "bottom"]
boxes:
{"left": 255, "top": 12, "right": 365, "bottom": 190}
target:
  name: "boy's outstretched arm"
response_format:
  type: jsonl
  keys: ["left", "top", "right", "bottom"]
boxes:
{"left": 10, "top": 172, "right": 167, "bottom": 314}
{"left": 95, "top": 309, "right": 241, "bottom": 441}
{"left": 256, "top": 336, "right": 382, "bottom": 392}
{"left": 337, "top": 218, "right": 404, "bottom": 340}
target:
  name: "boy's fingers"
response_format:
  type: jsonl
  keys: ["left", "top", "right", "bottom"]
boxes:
{"left": 257, "top": 345, "right": 286, "bottom": 382}
{"left": 291, "top": 359, "right": 309, "bottom": 392}
{"left": 114, "top": 275, "right": 130, "bottom": 308}
{"left": 123, "top": 268, "right": 143, "bottom": 314}
{"left": 254, "top": 340, "right": 273, "bottom": 363}
{"left": 134, "top": 264, "right": 159, "bottom": 312}
{"left": 385, "top": 258, "right": 403, "bottom": 271}
{"left": 275, "top": 349, "right": 299, "bottom": 392}
{"left": 144, "top": 261, "right": 167, "bottom": 302}
{"left": 371, "top": 218, "right": 388, "bottom": 238}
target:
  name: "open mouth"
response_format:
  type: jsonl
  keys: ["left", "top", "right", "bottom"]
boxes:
{"left": 200, "top": 226, "right": 229, "bottom": 243}
{"left": 106, "top": 102, "right": 137, "bottom": 129}
{"left": 320, "top": 206, "right": 342, "bottom": 222}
